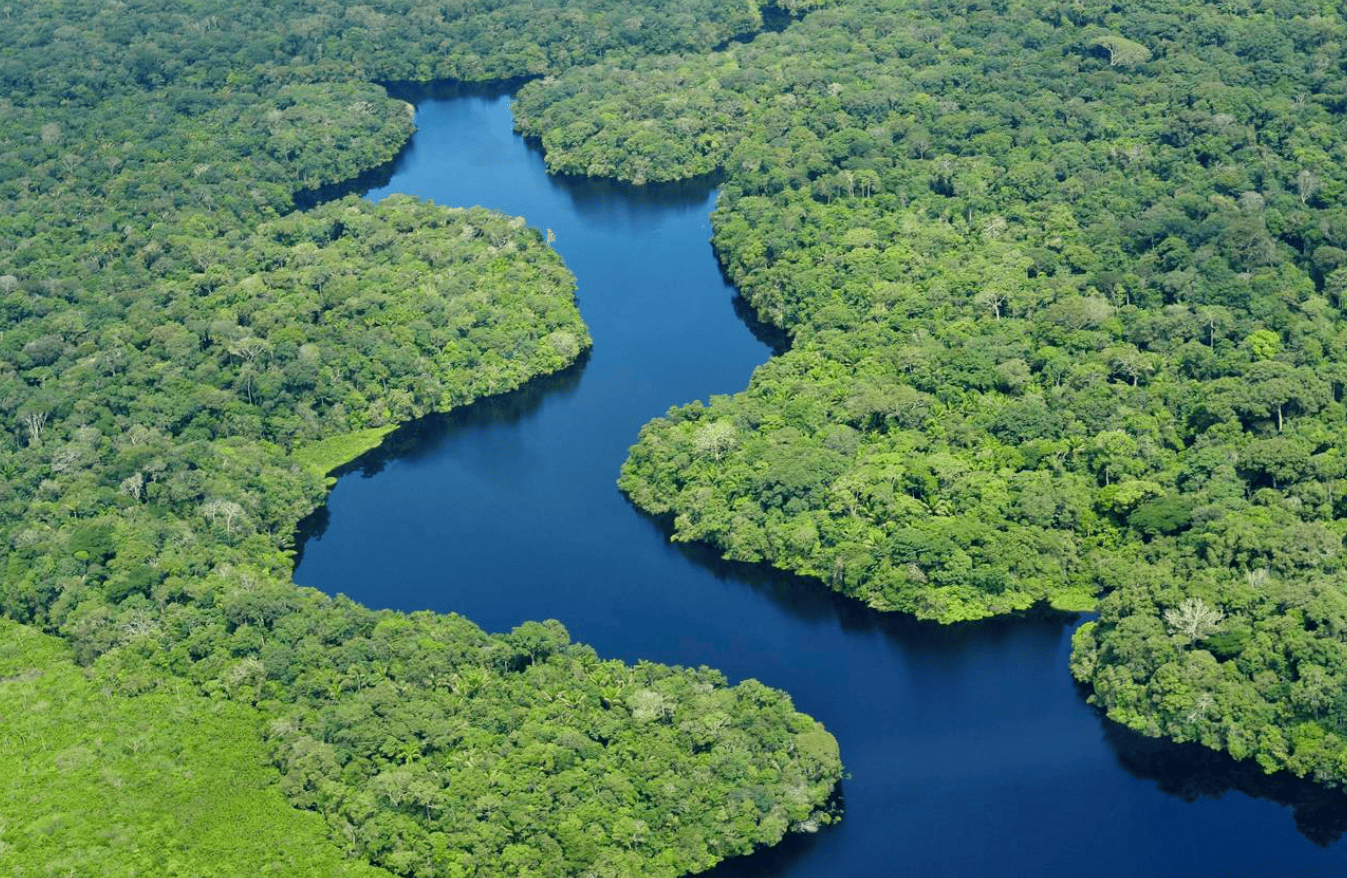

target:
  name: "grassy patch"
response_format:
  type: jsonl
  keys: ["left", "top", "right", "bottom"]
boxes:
{"left": 291, "top": 425, "right": 398, "bottom": 478}
{"left": 0, "top": 620, "right": 389, "bottom": 878}
{"left": 1049, "top": 589, "right": 1099, "bottom": 613}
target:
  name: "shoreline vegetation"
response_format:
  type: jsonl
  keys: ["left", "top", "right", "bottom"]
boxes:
{"left": 10, "top": 0, "right": 1347, "bottom": 867}
{"left": 0, "top": 1, "right": 844, "bottom": 875}
{"left": 514, "top": 0, "right": 1347, "bottom": 791}
{"left": 292, "top": 424, "right": 399, "bottom": 480}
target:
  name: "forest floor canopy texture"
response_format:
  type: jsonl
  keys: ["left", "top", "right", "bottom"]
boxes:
{"left": 8, "top": 0, "right": 1347, "bottom": 870}
{"left": 0, "top": 0, "right": 843, "bottom": 876}
{"left": 515, "top": 0, "right": 1347, "bottom": 788}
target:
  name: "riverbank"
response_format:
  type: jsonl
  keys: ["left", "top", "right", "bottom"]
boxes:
{"left": 298, "top": 86, "right": 1347, "bottom": 876}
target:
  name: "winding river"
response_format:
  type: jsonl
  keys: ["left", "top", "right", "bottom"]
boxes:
{"left": 294, "top": 83, "right": 1347, "bottom": 875}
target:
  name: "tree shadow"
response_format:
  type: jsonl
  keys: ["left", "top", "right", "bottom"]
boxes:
{"left": 632, "top": 500, "right": 1084, "bottom": 649}
{"left": 713, "top": 2, "right": 802, "bottom": 51}
{"left": 292, "top": 352, "right": 589, "bottom": 564}
{"left": 1102, "top": 714, "right": 1347, "bottom": 847}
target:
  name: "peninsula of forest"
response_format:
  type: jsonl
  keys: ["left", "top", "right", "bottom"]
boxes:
{"left": 0, "top": 1, "right": 843, "bottom": 875}
{"left": 5, "top": 0, "right": 1347, "bottom": 873}
{"left": 518, "top": 0, "right": 1347, "bottom": 788}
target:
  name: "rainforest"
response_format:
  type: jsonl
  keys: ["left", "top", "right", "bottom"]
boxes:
{"left": 517, "top": 0, "right": 1347, "bottom": 782}
{"left": 3, "top": 0, "right": 1347, "bottom": 874}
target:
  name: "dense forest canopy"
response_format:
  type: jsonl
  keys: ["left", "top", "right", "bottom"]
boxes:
{"left": 515, "top": 0, "right": 1347, "bottom": 786}
{"left": 15, "top": 0, "right": 1347, "bottom": 863}
{"left": 0, "top": 0, "right": 843, "bottom": 874}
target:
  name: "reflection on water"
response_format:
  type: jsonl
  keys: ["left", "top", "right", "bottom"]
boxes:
{"left": 729, "top": 292, "right": 792, "bottom": 356}
{"left": 296, "top": 88, "right": 1347, "bottom": 875}
{"left": 664, "top": 528, "right": 1084, "bottom": 644}
{"left": 345, "top": 352, "right": 587, "bottom": 480}
{"left": 382, "top": 78, "right": 526, "bottom": 104}
{"left": 702, "top": 818, "right": 830, "bottom": 878}
{"left": 294, "top": 352, "right": 589, "bottom": 562}
{"left": 523, "top": 137, "right": 725, "bottom": 213}
{"left": 1104, "top": 721, "right": 1347, "bottom": 848}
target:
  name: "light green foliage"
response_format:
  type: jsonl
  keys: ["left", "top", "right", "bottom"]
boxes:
{"left": 1245, "top": 328, "right": 1283, "bottom": 361}
{"left": 517, "top": 0, "right": 1347, "bottom": 782}
{"left": 693, "top": 419, "right": 740, "bottom": 460}
{"left": 0, "top": 620, "right": 392, "bottom": 878}
{"left": 0, "top": 0, "right": 842, "bottom": 875}
{"left": 293, "top": 426, "right": 399, "bottom": 478}
{"left": 1090, "top": 34, "right": 1153, "bottom": 67}
{"left": 1164, "top": 597, "right": 1225, "bottom": 645}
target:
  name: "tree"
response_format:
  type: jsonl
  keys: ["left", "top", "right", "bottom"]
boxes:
{"left": 1091, "top": 34, "right": 1152, "bottom": 68}
{"left": 693, "top": 420, "right": 738, "bottom": 460}
{"left": 1164, "top": 597, "right": 1224, "bottom": 645}
{"left": 1104, "top": 343, "right": 1154, "bottom": 386}
{"left": 1297, "top": 169, "right": 1321, "bottom": 206}
{"left": 505, "top": 619, "right": 569, "bottom": 666}
{"left": 202, "top": 498, "right": 246, "bottom": 533}
{"left": 119, "top": 472, "right": 146, "bottom": 502}
{"left": 20, "top": 410, "right": 47, "bottom": 447}
{"left": 1245, "top": 328, "right": 1281, "bottom": 361}
{"left": 1234, "top": 361, "right": 1327, "bottom": 432}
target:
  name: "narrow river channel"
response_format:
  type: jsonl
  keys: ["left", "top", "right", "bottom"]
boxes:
{"left": 294, "top": 83, "right": 1347, "bottom": 876}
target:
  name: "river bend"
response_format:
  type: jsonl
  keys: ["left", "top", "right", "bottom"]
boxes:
{"left": 295, "top": 84, "right": 1347, "bottom": 876}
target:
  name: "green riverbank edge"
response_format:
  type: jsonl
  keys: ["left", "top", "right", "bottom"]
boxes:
{"left": 518, "top": 0, "right": 1347, "bottom": 793}
{"left": 293, "top": 425, "right": 399, "bottom": 481}
{"left": 1049, "top": 589, "right": 1099, "bottom": 614}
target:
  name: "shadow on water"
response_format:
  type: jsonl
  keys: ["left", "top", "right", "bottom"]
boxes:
{"left": 731, "top": 291, "right": 791, "bottom": 356}
{"left": 293, "top": 79, "right": 534, "bottom": 210}
{"left": 292, "top": 155, "right": 403, "bottom": 210}
{"left": 380, "top": 78, "right": 532, "bottom": 104}
{"left": 701, "top": 815, "right": 834, "bottom": 878}
{"left": 292, "top": 351, "right": 589, "bottom": 563}
{"left": 353, "top": 350, "right": 587, "bottom": 478}
{"left": 521, "top": 135, "right": 724, "bottom": 216}
{"left": 646, "top": 502, "right": 1083, "bottom": 645}
{"left": 1102, "top": 720, "right": 1347, "bottom": 848}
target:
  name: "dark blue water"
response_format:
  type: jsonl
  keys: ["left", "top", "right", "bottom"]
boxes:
{"left": 295, "top": 87, "right": 1347, "bottom": 876}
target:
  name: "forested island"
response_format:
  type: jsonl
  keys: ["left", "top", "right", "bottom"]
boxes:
{"left": 0, "top": 1, "right": 843, "bottom": 875}
{"left": 517, "top": 0, "right": 1347, "bottom": 788}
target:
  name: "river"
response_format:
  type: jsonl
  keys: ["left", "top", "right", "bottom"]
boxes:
{"left": 294, "top": 83, "right": 1347, "bottom": 876}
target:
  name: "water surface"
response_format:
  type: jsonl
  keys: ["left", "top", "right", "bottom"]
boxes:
{"left": 295, "top": 88, "right": 1347, "bottom": 876}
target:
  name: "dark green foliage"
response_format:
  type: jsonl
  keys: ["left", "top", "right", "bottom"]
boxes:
{"left": 1128, "top": 497, "right": 1195, "bottom": 538}
{"left": 515, "top": 0, "right": 1347, "bottom": 782}
{"left": 0, "top": 0, "right": 843, "bottom": 874}
{"left": 262, "top": 608, "right": 840, "bottom": 877}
